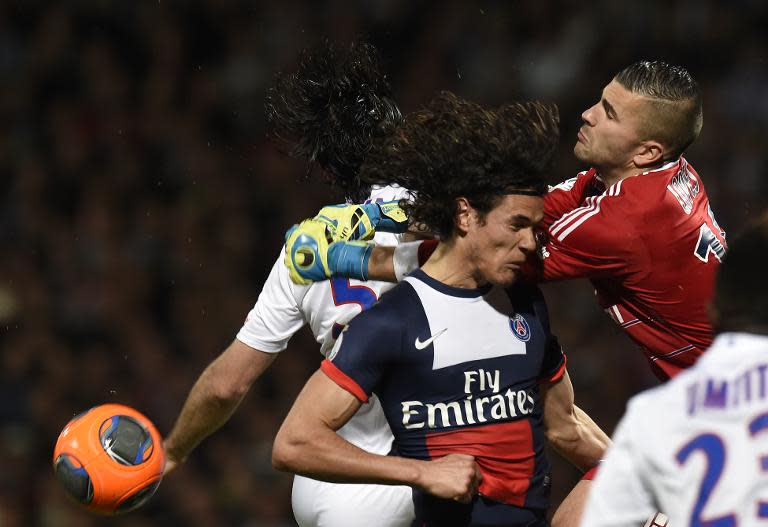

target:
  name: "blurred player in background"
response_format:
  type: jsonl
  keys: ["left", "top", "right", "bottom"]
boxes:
{"left": 284, "top": 60, "right": 723, "bottom": 524}
{"left": 580, "top": 212, "right": 768, "bottom": 525}
{"left": 273, "top": 92, "right": 609, "bottom": 527}
{"left": 162, "top": 41, "right": 416, "bottom": 527}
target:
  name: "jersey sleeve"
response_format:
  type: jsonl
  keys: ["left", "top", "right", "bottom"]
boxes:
{"left": 542, "top": 171, "right": 597, "bottom": 229}
{"left": 580, "top": 398, "right": 658, "bottom": 526}
{"left": 236, "top": 249, "right": 308, "bottom": 353}
{"left": 535, "top": 197, "right": 633, "bottom": 282}
{"left": 320, "top": 304, "right": 402, "bottom": 403}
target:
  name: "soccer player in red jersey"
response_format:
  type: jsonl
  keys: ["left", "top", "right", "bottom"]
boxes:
{"left": 534, "top": 59, "right": 723, "bottom": 526}
{"left": 284, "top": 61, "right": 722, "bottom": 525}
{"left": 536, "top": 61, "right": 724, "bottom": 382}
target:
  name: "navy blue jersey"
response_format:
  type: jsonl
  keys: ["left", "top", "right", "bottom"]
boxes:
{"left": 321, "top": 270, "right": 565, "bottom": 524}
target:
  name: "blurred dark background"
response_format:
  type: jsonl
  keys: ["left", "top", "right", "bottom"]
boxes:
{"left": 1, "top": 0, "right": 766, "bottom": 525}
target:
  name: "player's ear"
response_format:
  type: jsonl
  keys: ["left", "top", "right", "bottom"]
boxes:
{"left": 454, "top": 197, "right": 473, "bottom": 235}
{"left": 633, "top": 140, "right": 665, "bottom": 169}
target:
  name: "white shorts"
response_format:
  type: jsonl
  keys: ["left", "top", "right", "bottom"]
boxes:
{"left": 291, "top": 475, "right": 414, "bottom": 527}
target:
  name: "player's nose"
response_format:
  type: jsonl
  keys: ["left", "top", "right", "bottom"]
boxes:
{"left": 581, "top": 104, "right": 596, "bottom": 126}
{"left": 518, "top": 227, "right": 537, "bottom": 253}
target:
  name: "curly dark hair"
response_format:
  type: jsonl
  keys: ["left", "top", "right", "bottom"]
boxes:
{"left": 359, "top": 92, "right": 559, "bottom": 238}
{"left": 265, "top": 41, "right": 403, "bottom": 202}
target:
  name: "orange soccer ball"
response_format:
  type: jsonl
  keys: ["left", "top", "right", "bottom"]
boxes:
{"left": 52, "top": 403, "right": 165, "bottom": 515}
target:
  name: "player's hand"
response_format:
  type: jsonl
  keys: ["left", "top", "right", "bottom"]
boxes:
{"left": 315, "top": 201, "right": 409, "bottom": 242}
{"left": 285, "top": 220, "right": 333, "bottom": 284}
{"left": 284, "top": 220, "right": 374, "bottom": 285}
{"left": 416, "top": 453, "right": 482, "bottom": 503}
{"left": 162, "top": 449, "right": 182, "bottom": 476}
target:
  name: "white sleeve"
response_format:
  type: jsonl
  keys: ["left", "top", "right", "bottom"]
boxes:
{"left": 236, "top": 248, "right": 307, "bottom": 353}
{"left": 393, "top": 240, "right": 423, "bottom": 282}
{"left": 580, "top": 400, "right": 658, "bottom": 527}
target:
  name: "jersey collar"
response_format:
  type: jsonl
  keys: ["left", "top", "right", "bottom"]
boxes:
{"left": 409, "top": 269, "right": 493, "bottom": 298}
{"left": 593, "top": 156, "right": 683, "bottom": 185}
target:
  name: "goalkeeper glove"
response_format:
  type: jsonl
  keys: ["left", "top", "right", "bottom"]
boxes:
{"left": 314, "top": 200, "right": 408, "bottom": 242}
{"left": 284, "top": 220, "right": 373, "bottom": 285}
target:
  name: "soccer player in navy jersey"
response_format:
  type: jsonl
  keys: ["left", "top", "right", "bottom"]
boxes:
{"left": 272, "top": 92, "right": 609, "bottom": 526}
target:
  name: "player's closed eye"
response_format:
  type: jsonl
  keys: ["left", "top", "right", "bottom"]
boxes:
{"left": 601, "top": 99, "right": 617, "bottom": 120}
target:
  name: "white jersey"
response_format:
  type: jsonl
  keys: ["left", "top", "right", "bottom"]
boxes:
{"left": 237, "top": 184, "right": 415, "bottom": 527}
{"left": 581, "top": 332, "right": 768, "bottom": 527}
{"left": 237, "top": 184, "right": 407, "bottom": 453}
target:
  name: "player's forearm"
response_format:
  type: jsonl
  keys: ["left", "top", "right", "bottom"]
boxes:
{"left": 164, "top": 366, "right": 247, "bottom": 463}
{"left": 272, "top": 417, "right": 424, "bottom": 487}
{"left": 165, "top": 341, "right": 277, "bottom": 463}
{"left": 547, "top": 405, "right": 610, "bottom": 471}
{"left": 367, "top": 245, "right": 397, "bottom": 282}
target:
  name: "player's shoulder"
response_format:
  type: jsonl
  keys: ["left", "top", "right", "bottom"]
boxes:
{"left": 592, "top": 161, "right": 683, "bottom": 226}
{"left": 506, "top": 281, "right": 553, "bottom": 328}
{"left": 351, "top": 279, "right": 420, "bottom": 326}
{"left": 624, "top": 157, "right": 705, "bottom": 204}
{"left": 549, "top": 176, "right": 640, "bottom": 244}
{"left": 548, "top": 168, "right": 599, "bottom": 193}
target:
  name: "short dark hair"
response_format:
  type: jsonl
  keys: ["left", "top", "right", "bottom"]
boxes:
{"left": 713, "top": 213, "right": 768, "bottom": 334}
{"left": 615, "top": 61, "right": 702, "bottom": 160}
{"left": 265, "top": 41, "right": 402, "bottom": 201}
{"left": 359, "top": 92, "right": 559, "bottom": 238}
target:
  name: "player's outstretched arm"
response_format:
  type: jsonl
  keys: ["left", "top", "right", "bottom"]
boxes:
{"left": 272, "top": 369, "right": 481, "bottom": 503}
{"left": 284, "top": 199, "right": 431, "bottom": 285}
{"left": 163, "top": 339, "right": 277, "bottom": 473}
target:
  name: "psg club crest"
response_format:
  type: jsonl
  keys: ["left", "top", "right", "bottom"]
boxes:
{"left": 509, "top": 314, "right": 531, "bottom": 342}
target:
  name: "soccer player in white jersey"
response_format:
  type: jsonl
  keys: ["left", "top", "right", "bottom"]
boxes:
{"left": 162, "top": 42, "right": 417, "bottom": 527}
{"left": 580, "top": 213, "right": 768, "bottom": 526}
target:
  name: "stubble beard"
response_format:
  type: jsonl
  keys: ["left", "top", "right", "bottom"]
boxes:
{"left": 573, "top": 141, "right": 591, "bottom": 165}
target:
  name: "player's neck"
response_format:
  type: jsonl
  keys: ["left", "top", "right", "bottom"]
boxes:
{"left": 420, "top": 240, "right": 485, "bottom": 289}
{"left": 596, "top": 165, "right": 636, "bottom": 189}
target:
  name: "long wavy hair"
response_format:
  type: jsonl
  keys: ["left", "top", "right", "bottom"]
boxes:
{"left": 265, "top": 41, "right": 402, "bottom": 202}
{"left": 359, "top": 91, "right": 560, "bottom": 238}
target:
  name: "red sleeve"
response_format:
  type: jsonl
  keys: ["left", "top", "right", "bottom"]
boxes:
{"left": 320, "top": 359, "right": 369, "bottom": 403}
{"left": 542, "top": 170, "right": 599, "bottom": 230}
{"left": 538, "top": 353, "right": 567, "bottom": 384}
{"left": 581, "top": 465, "right": 599, "bottom": 480}
{"left": 539, "top": 191, "right": 635, "bottom": 282}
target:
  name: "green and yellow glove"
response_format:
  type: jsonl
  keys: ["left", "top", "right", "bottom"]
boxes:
{"left": 284, "top": 219, "right": 374, "bottom": 285}
{"left": 284, "top": 200, "right": 409, "bottom": 285}
{"left": 314, "top": 200, "right": 408, "bottom": 241}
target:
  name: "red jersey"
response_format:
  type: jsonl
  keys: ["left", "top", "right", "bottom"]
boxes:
{"left": 535, "top": 157, "right": 726, "bottom": 380}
